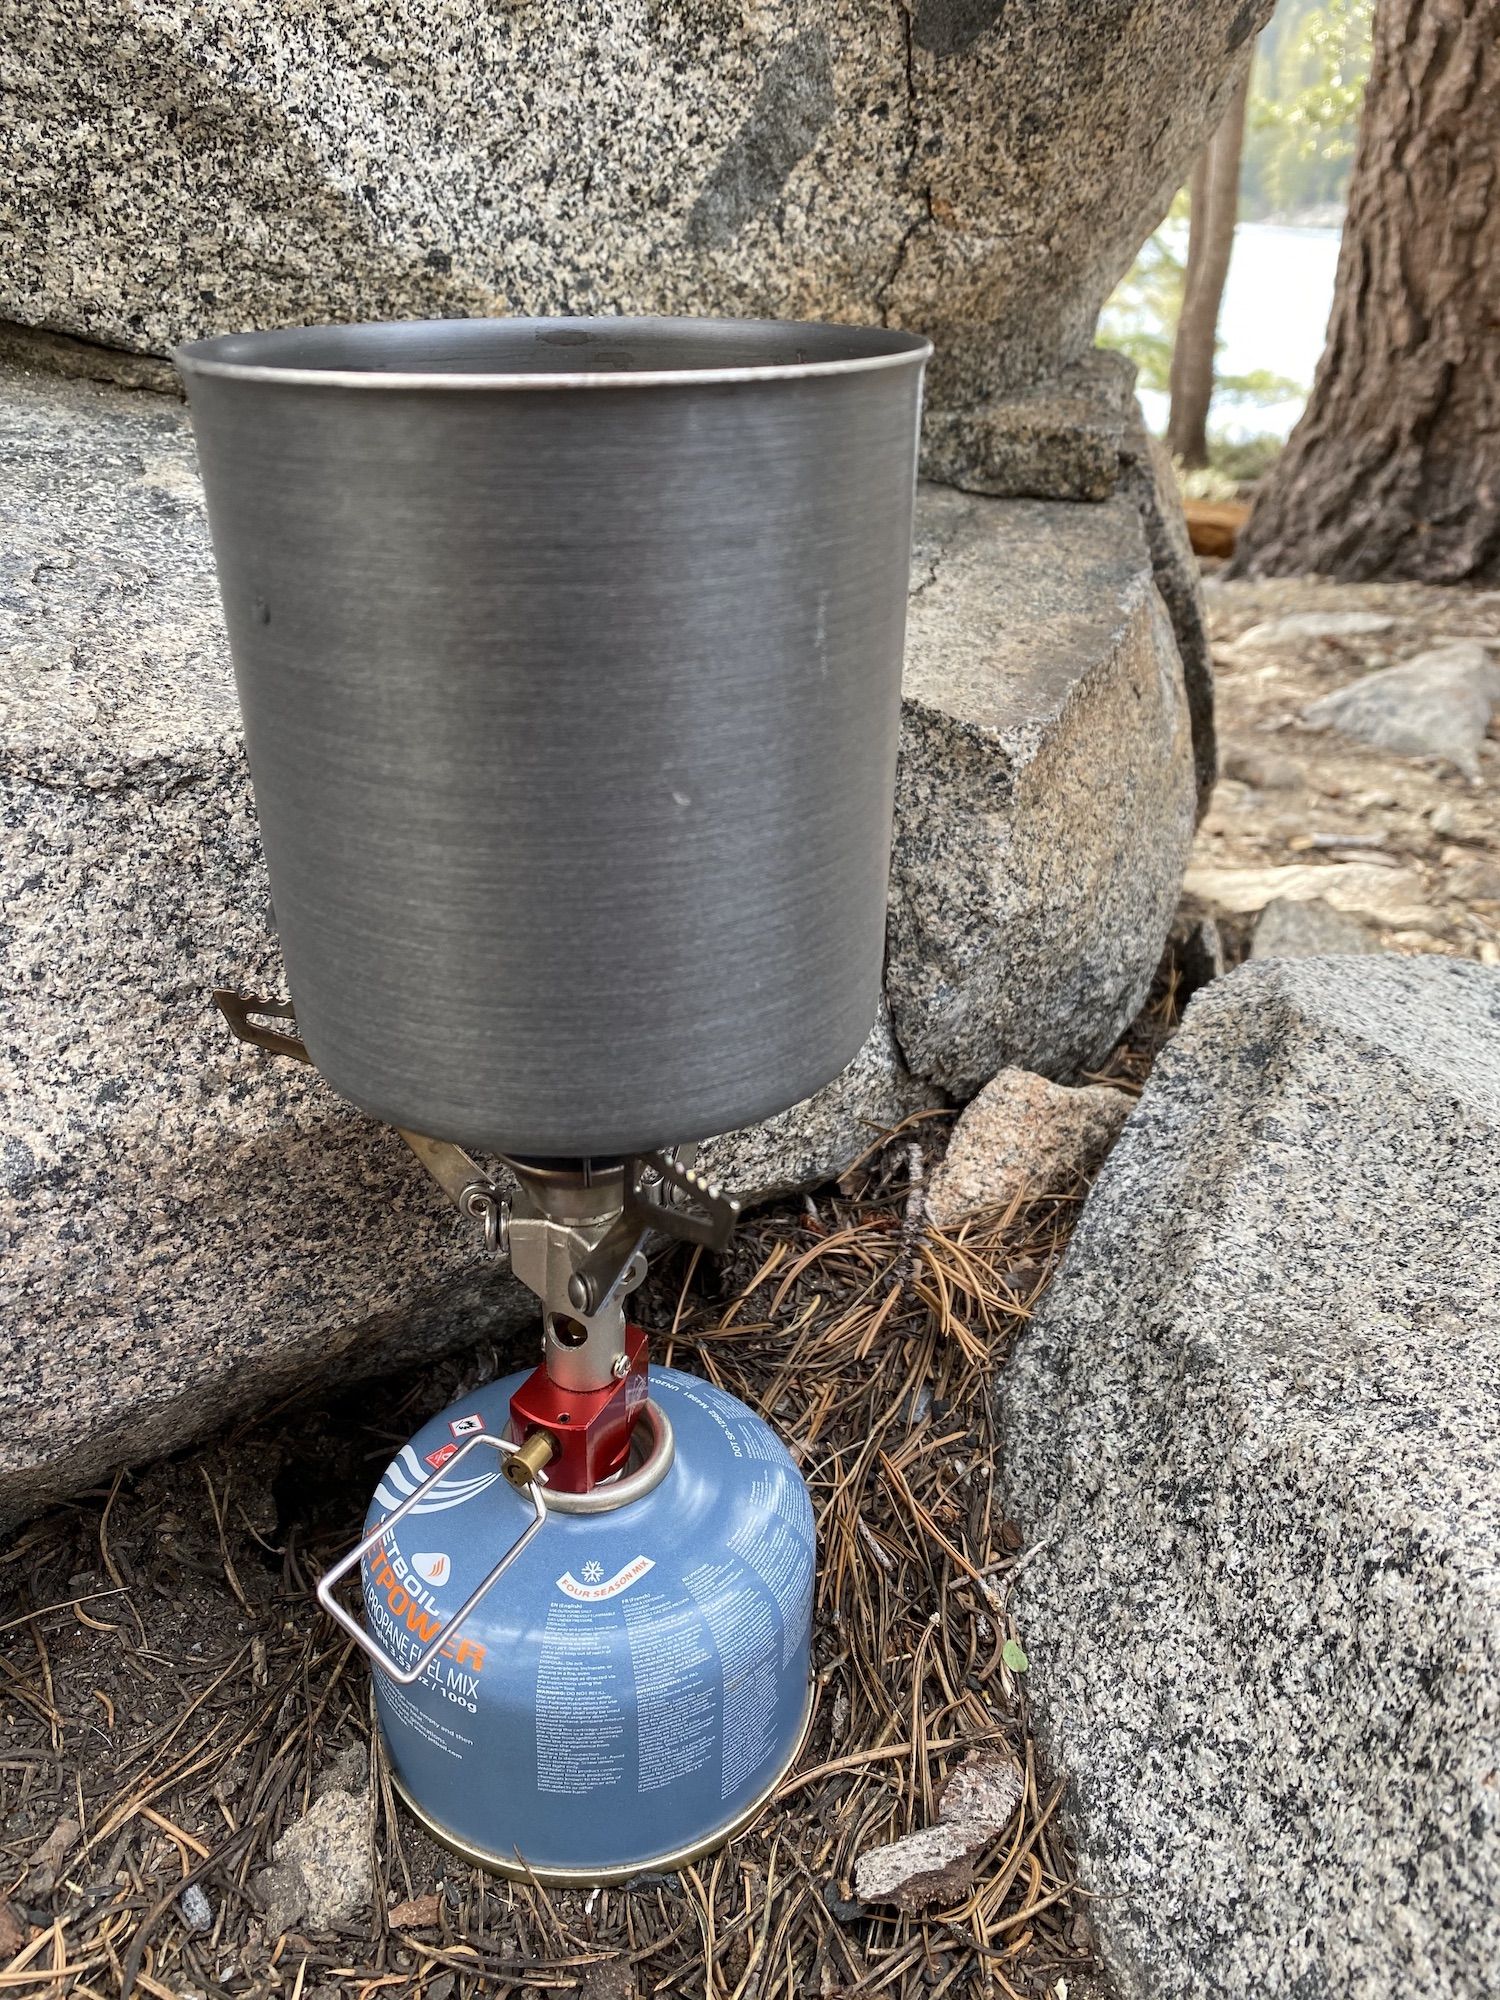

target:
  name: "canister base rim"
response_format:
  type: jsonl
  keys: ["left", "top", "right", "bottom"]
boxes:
{"left": 386, "top": 1679, "right": 814, "bottom": 1886}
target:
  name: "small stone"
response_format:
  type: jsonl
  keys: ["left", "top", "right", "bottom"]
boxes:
{"left": 253, "top": 1861, "right": 304, "bottom": 1938}
{"left": 577, "top": 1966, "right": 635, "bottom": 2000}
{"left": 1352, "top": 789, "right": 1397, "bottom": 811}
{"left": 903, "top": 1383, "right": 934, "bottom": 1427}
{"left": 25, "top": 1818, "right": 80, "bottom": 1895}
{"left": 822, "top": 1880, "right": 863, "bottom": 1923}
{"left": 853, "top": 1752, "right": 1023, "bottom": 1911}
{"left": 258, "top": 1790, "right": 371, "bottom": 1935}
{"left": 1447, "top": 859, "right": 1500, "bottom": 905}
{"left": 1250, "top": 896, "right": 1383, "bottom": 961}
{"left": 387, "top": 1893, "right": 442, "bottom": 1929}
{"left": 179, "top": 1882, "right": 213, "bottom": 1932}
{"left": 1302, "top": 642, "right": 1500, "bottom": 779}
{"left": 1220, "top": 743, "right": 1303, "bottom": 790}
{"left": 1236, "top": 610, "right": 1394, "bottom": 648}
{"left": 927, "top": 1069, "right": 1132, "bottom": 1229}
{"left": 1429, "top": 803, "right": 1463, "bottom": 836}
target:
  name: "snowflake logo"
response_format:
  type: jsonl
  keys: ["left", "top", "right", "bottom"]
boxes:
{"left": 582, "top": 1561, "right": 604, "bottom": 1584}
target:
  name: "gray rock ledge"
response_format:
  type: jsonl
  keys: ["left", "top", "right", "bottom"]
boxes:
{"left": 889, "top": 482, "right": 1197, "bottom": 1094}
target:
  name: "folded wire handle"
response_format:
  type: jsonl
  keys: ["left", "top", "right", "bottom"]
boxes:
{"left": 316, "top": 1433, "right": 548, "bottom": 1687}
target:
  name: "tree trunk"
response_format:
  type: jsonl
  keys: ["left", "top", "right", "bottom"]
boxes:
{"left": 1167, "top": 149, "right": 1214, "bottom": 465}
{"left": 1232, "top": 0, "right": 1500, "bottom": 582}
{"left": 1167, "top": 67, "right": 1251, "bottom": 470}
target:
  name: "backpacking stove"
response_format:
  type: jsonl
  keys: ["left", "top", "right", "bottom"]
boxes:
{"left": 341, "top": 1142, "right": 820, "bottom": 1879}
{"left": 178, "top": 313, "right": 928, "bottom": 1880}
{"left": 215, "top": 1011, "right": 814, "bottom": 1878}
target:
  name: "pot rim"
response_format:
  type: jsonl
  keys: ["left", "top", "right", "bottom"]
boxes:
{"left": 174, "top": 313, "right": 932, "bottom": 391}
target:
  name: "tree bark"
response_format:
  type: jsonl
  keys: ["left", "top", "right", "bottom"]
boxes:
{"left": 1232, "top": 0, "right": 1500, "bottom": 582}
{"left": 1167, "top": 67, "right": 1252, "bottom": 470}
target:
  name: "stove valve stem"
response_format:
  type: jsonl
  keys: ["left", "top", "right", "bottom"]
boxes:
{"left": 504, "top": 1429, "right": 558, "bottom": 1492}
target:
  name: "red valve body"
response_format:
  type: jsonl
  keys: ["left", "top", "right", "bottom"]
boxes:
{"left": 506, "top": 1326, "right": 649, "bottom": 1494}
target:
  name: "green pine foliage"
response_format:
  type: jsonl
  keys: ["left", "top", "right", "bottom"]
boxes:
{"left": 1243, "top": 0, "right": 1374, "bottom": 219}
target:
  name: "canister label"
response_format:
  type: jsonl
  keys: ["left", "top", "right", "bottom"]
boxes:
{"left": 556, "top": 1555, "right": 655, "bottom": 1601}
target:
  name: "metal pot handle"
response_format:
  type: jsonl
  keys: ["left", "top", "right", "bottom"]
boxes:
{"left": 316, "top": 1432, "right": 548, "bottom": 1687}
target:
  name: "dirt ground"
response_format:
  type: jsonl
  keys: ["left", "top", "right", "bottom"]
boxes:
{"left": 3, "top": 567, "right": 1494, "bottom": 2000}
{"left": 1195, "top": 571, "right": 1500, "bottom": 959}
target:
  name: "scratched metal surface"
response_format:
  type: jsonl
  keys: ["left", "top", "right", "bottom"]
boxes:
{"left": 179, "top": 318, "right": 928, "bottom": 1156}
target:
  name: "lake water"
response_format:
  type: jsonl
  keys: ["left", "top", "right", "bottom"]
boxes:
{"left": 1135, "top": 220, "right": 1343, "bottom": 442}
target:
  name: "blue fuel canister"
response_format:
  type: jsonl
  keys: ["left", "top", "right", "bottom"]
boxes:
{"left": 354, "top": 1366, "right": 815, "bottom": 1882}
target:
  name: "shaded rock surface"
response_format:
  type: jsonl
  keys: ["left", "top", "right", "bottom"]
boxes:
{"left": 1167, "top": 892, "right": 1227, "bottom": 994}
{"left": 1001, "top": 955, "right": 1500, "bottom": 2000}
{"left": 1250, "top": 893, "right": 1382, "bottom": 959}
{"left": 1303, "top": 642, "right": 1499, "bottom": 779}
{"left": 1120, "top": 416, "right": 1217, "bottom": 817}
{"left": 2, "top": 0, "right": 1270, "bottom": 422}
{"left": 0, "top": 321, "right": 179, "bottom": 395}
{"left": 921, "top": 349, "right": 1139, "bottom": 503}
{"left": 926, "top": 1069, "right": 1131, "bottom": 1228}
{"left": 891, "top": 483, "right": 1197, "bottom": 1095}
{"left": 2, "top": 353, "right": 1194, "bottom": 1522}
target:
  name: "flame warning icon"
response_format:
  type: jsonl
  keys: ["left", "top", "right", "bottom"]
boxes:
{"left": 412, "top": 1552, "right": 451, "bottom": 1587}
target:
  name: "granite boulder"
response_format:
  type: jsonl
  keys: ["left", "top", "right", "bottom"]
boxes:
{"left": 3, "top": 0, "right": 1271, "bottom": 419}
{"left": 1001, "top": 955, "right": 1500, "bottom": 1999}
{"left": 889, "top": 482, "right": 1198, "bottom": 1095}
